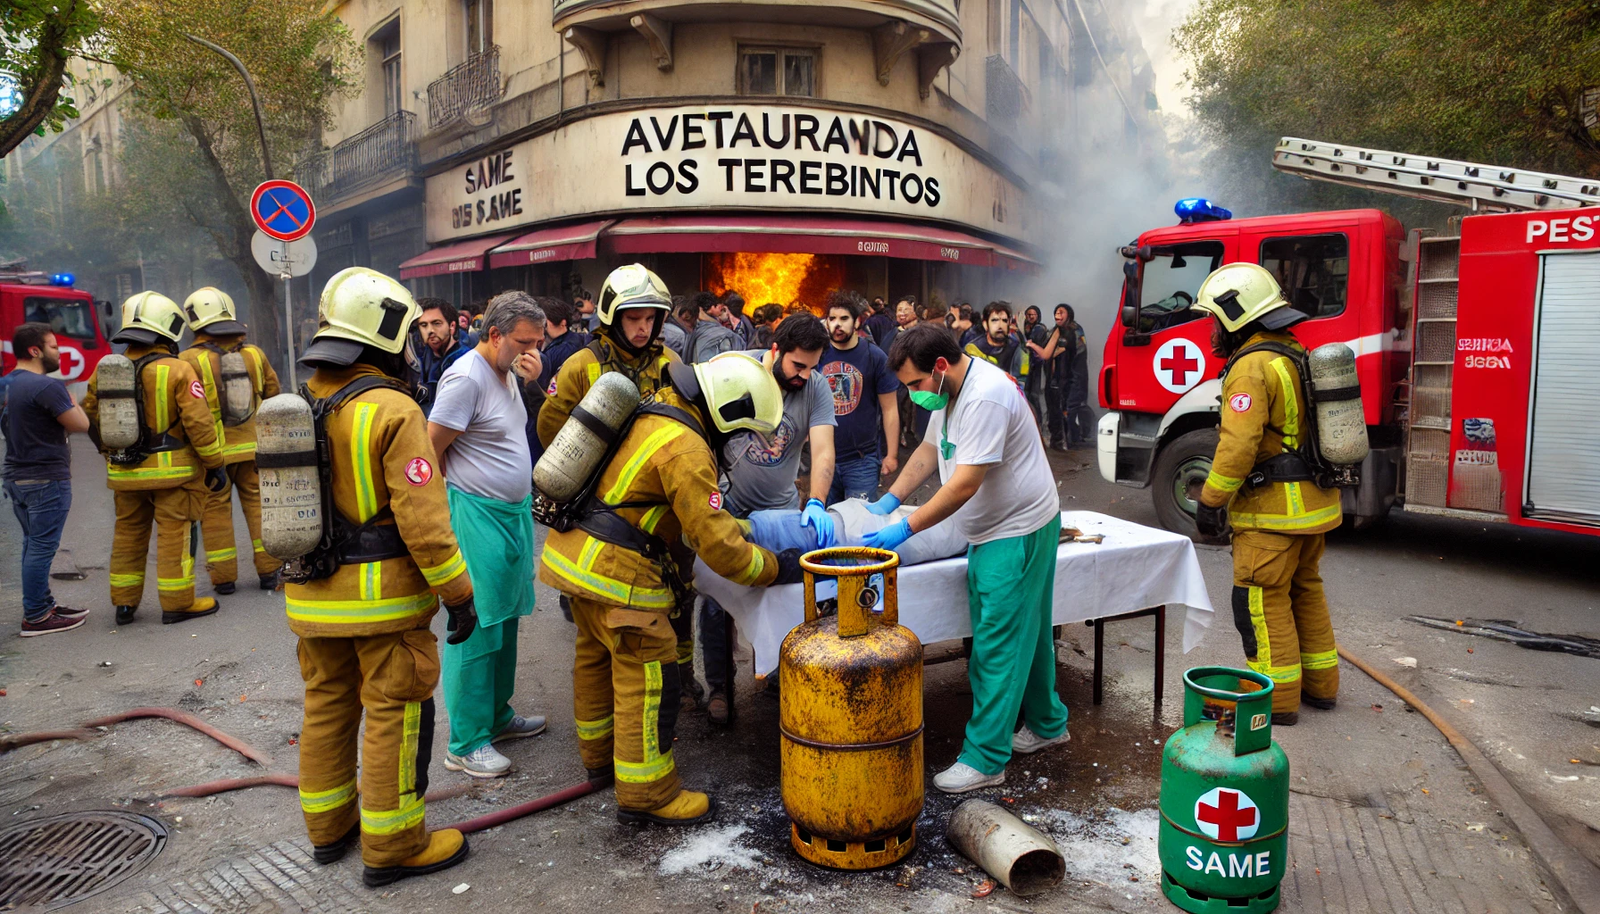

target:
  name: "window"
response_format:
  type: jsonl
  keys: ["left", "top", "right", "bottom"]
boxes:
{"left": 1132, "top": 241, "right": 1225, "bottom": 333}
{"left": 25, "top": 297, "right": 98, "bottom": 343}
{"left": 1259, "top": 233, "right": 1349, "bottom": 319}
{"left": 739, "top": 48, "right": 815, "bottom": 97}
{"left": 382, "top": 29, "right": 403, "bottom": 116}
{"left": 466, "top": 0, "right": 494, "bottom": 57}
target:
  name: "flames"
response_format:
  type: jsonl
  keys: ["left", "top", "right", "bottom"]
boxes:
{"left": 704, "top": 252, "right": 845, "bottom": 314}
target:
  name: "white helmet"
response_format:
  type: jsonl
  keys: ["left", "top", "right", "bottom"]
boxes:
{"left": 113, "top": 291, "right": 188, "bottom": 345}
{"left": 183, "top": 287, "right": 246, "bottom": 335}
{"left": 301, "top": 267, "right": 421, "bottom": 366}
{"left": 596, "top": 263, "right": 671, "bottom": 327}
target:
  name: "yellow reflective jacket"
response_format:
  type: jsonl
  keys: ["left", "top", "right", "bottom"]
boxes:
{"left": 179, "top": 333, "right": 282, "bottom": 465}
{"left": 283, "top": 365, "right": 472, "bottom": 638}
{"left": 538, "top": 387, "right": 778, "bottom": 610}
{"left": 1199, "top": 331, "right": 1342, "bottom": 535}
{"left": 536, "top": 331, "right": 678, "bottom": 448}
{"left": 82, "top": 345, "right": 225, "bottom": 491}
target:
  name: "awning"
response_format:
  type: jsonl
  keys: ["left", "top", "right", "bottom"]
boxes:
{"left": 488, "top": 219, "right": 612, "bottom": 270}
{"left": 397, "top": 232, "right": 517, "bottom": 279}
{"left": 603, "top": 215, "right": 1016, "bottom": 268}
{"left": 992, "top": 242, "right": 1042, "bottom": 274}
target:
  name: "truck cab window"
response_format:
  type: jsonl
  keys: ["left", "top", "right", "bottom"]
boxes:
{"left": 1259, "top": 233, "right": 1349, "bottom": 319}
{"left": 25, "top": 297, "right": 99, "bottom": 346}
{"left": 1136, "top": 241, "right": 1224, "bottom": 333}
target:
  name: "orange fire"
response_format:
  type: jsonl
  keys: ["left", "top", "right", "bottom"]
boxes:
{"left": 705, "top": 252, "right": 845, "bottom": 314}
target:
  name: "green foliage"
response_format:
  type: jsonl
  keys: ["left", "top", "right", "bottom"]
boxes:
{"left": 0, "top": 0, "right": 101, "bottom": 157}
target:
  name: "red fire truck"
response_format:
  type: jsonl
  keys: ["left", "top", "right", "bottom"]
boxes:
{"left": 0, "top": 265, "right": 114, "bottom": 394}
{"left": 1098, "top": 137, "right": 1600, "bottom": 540}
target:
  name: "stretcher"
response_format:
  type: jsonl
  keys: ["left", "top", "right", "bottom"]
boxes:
{"left": 695, "top": 511, "right": 1215, "bottom": 676}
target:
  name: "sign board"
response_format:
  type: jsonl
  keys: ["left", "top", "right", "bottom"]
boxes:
{"left": 252, "top": 230, "right": 318, "bottom": 277}
{"left": 425, "top": 104, "right": 1032, "bottom": 244}
{"left": 251, "top": 179, "right": 316, "bottom": 242}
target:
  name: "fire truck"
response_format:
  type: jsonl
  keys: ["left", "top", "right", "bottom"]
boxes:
{"left": 1098, "top": 137, "right": 1600, "bottom": 540}
{"left": 0, "top": 265, "right": 114, "bottom": 395}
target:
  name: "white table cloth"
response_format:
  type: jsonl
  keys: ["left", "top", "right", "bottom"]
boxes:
{"left": 694, "top": 510, "right": 1215, "bottom": 676}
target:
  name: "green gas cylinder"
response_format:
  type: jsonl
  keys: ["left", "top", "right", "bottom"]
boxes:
{"left": 1158, "top": 667, "right": 1289, "bottom": 913}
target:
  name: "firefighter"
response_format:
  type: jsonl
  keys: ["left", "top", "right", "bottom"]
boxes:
{"left": 287, "top": 267, "right": 477, "bottom": 887}
{"left": 1191, "top": 263, "right": 1341, "bottom": 724}
{"left": 83, "top": 292, "right": 228, "bottom": 626}
{"left": 538, "top": 352, "right": 803, "bottom": 826}
{"left": 178, "top": 288, "right": 284, "bottom": 594}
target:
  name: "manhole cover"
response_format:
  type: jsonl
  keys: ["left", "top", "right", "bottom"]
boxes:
{"left": 0, "top": 810, "right": 169, "bottom": 909}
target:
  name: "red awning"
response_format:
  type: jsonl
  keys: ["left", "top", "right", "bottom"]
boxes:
{"left": 603, "top": 215, "right": 1012, "bottom": 268}
{"left": 397, "top": 233, "right": 518, "bottom": 279}
{"left": 992, "top": 242, "right": 1042, "bottom": 274}
{"left": 488, "top": 220, "right": 612, "bottom": 270}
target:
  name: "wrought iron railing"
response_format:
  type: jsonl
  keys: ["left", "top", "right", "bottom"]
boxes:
{"left": 428, "top": 47, "right": 504, "bottom": 129}
{"left": 298, "top": 110, "right": 417, "bottom": 203}
{"left": 985, "top": 54, "right": 1028, "bottom": 123}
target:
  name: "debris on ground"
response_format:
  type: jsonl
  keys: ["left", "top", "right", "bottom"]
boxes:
{"left": 659, "top": 824, "right": 763, "bottom": 875}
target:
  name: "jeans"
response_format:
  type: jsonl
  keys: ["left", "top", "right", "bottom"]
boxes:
{"left": 1045, "top": 386, "right": 1067, "bottom": 445}
{"left": 700, "top": 596, "right": 732, "bottom": 692}
{"left": 827, "top": 452, "right": 881, "bottom": 505}
{"left": 1025, "top": 385, "right": 1048, "bottom": 437}
{"left": 5, "top": 478, "right": 72, "bottom": 622}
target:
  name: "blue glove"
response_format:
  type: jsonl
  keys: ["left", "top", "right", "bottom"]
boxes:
{"left": 866, "top": 493, "right": 901, "bottom": 516}
{"left": 800, "top": 498, "right": 838, "bottom": 548}
{"left": 862, "top": 518, "right": 912, "bottom": 551}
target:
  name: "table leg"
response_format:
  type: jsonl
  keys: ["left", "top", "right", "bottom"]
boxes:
{"left": 1092, "top": 618, "right": 1105, "bottom": 706}
{"left": 1153, "top": 605, "right": 1166, "bottom": 712}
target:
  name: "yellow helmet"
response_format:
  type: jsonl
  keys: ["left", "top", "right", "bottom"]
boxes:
{"left": 302, "top": 267, "right": 420, "bottom": 366}
{"left": 113, "top": 291, "right": 188, "bottom": 345}
{"left": 695, "top": 352, "right": 783, "bottom": 435}
{"left": 1192, "top": 262, "right": 1304, "bottom": 333}
{"left": 596, "top": 262, "right": 671, "bottom": 326}
{"left": 183, "top": 287, "right": 246, "bottom": 335}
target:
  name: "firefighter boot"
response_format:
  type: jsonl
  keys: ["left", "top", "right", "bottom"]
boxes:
{"left": 313, "top": 823, "right": 361, "bottom": 865}
{"left": 616, "top": 790, "right": 716, "bottom": 827}
{"left": 163, "top": 597, "right": 220, "bottom": 625}
{"left": 362, "top": 829, "right": 469, "bottom": 888}
{"left": 116, "top": 605, "right": 138, "bottom": 625}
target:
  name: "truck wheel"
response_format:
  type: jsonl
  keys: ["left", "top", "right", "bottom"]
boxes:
{"left": 1152, "top": 428, "right": 1228, "bottom": 545}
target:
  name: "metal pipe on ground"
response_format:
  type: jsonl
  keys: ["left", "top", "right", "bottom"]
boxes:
{"left": 947, "top": 799, "right": 1065, "bottom": 896}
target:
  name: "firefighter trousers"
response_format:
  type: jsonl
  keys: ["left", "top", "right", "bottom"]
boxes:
{"left": 296, "top": 625, "right": 439, "bottom": 867}
{"left": 110, "top": 483, "right": 205, "bottom": 611}
{"left": 570, "top": 597, "right": 683, "bottom": 811}
{"left": 1230, "top": 530, "right": 1339, "bottom": 714}
{"left": 200, "top": 461, "right": 281, "bottom": 585}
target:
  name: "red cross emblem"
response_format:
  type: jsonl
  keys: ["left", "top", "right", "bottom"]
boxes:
{"left": 1195, "top": 787, "right": 1260, "bottom": 841}
{"left": 54, "top": 346, "right": 84, "bottom": 381}
{"left": 1153, "top": 338, "right": 1206, "bottom": 394}
{"left": 405, "top": 457, "right": 433, "bottom": 486}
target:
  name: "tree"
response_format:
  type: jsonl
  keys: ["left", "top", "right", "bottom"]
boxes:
{"left": 0, "top": 1, "right": 99, "bottom": 159}
{"left": 93, "top": 0, "right": 357, "bottom": 370}
{"left": 1176, "top": 0, "right": 1600, "bottom": 217}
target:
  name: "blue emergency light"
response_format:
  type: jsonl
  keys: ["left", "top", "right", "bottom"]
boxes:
{"left": 1175, "top": 198, "right": 1232, "bottom": 224}
{"left": 49, "top": 273, "right": 75, "bottom": 287}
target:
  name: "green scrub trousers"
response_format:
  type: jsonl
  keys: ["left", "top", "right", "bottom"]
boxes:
{"left": 959, "top": 514, "right": 1068, "bottom": 775}
{"left": 442, "top": 616, "right": 520, "bottom": 756}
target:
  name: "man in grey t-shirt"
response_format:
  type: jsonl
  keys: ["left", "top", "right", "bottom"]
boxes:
{"left": 700, "top": 314, "right": 837, "bottom": 724}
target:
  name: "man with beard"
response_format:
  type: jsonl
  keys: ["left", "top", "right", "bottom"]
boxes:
{"left": 819, "top": 290, "right": 899, "bottom": 503}
{"left": 698, "top": 314, "right": 837, "bottom": 724}
{"left": 964, "top": 302, "right": 1023, "bottom": 380}
{"left": 412, "top": 298, "right": 471, "bottom": 417}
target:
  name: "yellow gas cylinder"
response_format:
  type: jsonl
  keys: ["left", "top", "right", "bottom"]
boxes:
{"left": 780, "top": 547, "right": 923, "bottom": 870}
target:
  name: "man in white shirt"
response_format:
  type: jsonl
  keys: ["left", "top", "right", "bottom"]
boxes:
{"left": 865, "top": 323, "right": 1068, "bottom": 793}
{"left": 428, "top": 291, "right": 548, "bottom": 779}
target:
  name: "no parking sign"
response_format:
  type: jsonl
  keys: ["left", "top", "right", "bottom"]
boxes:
{"left": 250, "top": 180, "right": 316, "bottom": 242}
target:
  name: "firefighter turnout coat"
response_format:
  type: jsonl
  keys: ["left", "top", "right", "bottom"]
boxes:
{"left": 83, "top": 344, "right": 225, "bottom": 490}
{"left": 178, "top": 332, "right": 281, "bottom": 464}
{"left": 536, "top": 331, "right": 679, "bottom": 448}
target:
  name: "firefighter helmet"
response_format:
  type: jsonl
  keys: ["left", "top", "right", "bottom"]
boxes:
{"left": 301, "top": 267, "right": 421, "bottom": 367}
{"left": 596, "top": 263, "right": 671, "bottom": 327}
{"left": 183, "top": 287, "right": 246, "bottom": 336}
{"left": 1192, "top": 262, "right": 1305, "bottom": 333}
{"left": 695, "top": 352, "right": 783, "bottom": 435}
{"left": 113, "top": 291, "right": 188, "bottom": 346}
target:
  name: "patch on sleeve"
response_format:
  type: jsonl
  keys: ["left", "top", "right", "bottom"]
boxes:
{"left": 190, "top": 380, "right": 206, "bottom": 399}
{"left": 405, "top": 457, "right": 434, "bottom": 486}
{"left": 708, "top": 491, "right": 723, "bottom": 510}
{"left": 546, "top": 379, "right": 558, "bottom": 396}
{"left": 1228, "top": 392, "right": 1253, "bottom": 413}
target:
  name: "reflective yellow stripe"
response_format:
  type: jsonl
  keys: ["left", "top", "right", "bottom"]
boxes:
{"left": 195, "top": 354, "right": 227, "bottom": 445}
{"left": 285, "top": 590, "right": 438, "bottom": 625}
{"left": 109, "top": 572, "right": 145, "bottom": 587}
{"left": 192, "top": 438, "right": 224, "bottom": 459}
{"left": 251, "top": 538, "right": 265, "bottom": 552}
{"left": 1285, "top": 481, "right": 1306, "bottom": 515}
{"left": 206, "top": 548, "right": 237, "bottom": 562}
{"left": 1247, "top": 658, "right": 1302, "bottom": 683}
{"left": 540, "top": 547, "right": 676, "bottom": 609}
{"left": 602, "top": 425, "right": 685, "bottom": 504}
{"left": 576, "top": 715, "right": 615, "bottom": 741}
{"left": 399, "top": 701, "right": 419, "bottom": 795}
{"left": 732, "top": 547, "right": 766, "bottom": 586}
{"left": 299, "top": 778, "right": 357, "bottom": 815}
{"left": 643, "top": 661, "right": 663, "bottom": 762}
{"left": 615, "top": 750, "right": 675, "bottom": 784}
{"left": 223, "top": 442, "right": 257, "bottom": 457}
{"left": 1302, "top": 648, "right": 1339, "bottom": 670}
{"left": 359, "top": 561, "right": 381, "bottom": 601}
{"left": 107, "top": 465, "right": 196, "bottom": 481}
{"left": 157, "top": 575, "right": 195, "bottom": 591}
{"left": 1231, "top": 503, "right": 1342, "bottom": 531}
{"left": 350, "top": 403, "right": 379, "bottom": 521}
{"left": 1269, "top": 357, "right": 1299, "bottom": 448}
{"left": 1206, "top": 471, "right": 1245, "bottom": 493}
{"left": 585, "top": 363, "right": 601, "bottom": 384}
{"left": 155, "top": 364, "right": 170, "bottom": 431}
{"left": 640, "top": 505, "right": 668, "bottom": 534}
{"left": 1247, "top": 585, "right": 1271, "bottom": 669}
{"left": 361, "top": 795, "right": 424, "bottom": 835}
{"left": 421, "top": 550, "right": 466, "bottom": 587}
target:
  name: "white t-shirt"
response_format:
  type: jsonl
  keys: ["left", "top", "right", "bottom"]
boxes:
{"left": 930, "top": 357, "right": 1058, "bottom": 544}
{"left": 430, "top": 349, "right": 534, "bottom": 503}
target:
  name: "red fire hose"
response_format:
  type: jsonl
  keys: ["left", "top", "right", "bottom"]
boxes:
{"left": 447, "top": 778, "right": 608, "bottom": 835}
{"left": 76, "top": 707, "right": 273, "bottom": 766}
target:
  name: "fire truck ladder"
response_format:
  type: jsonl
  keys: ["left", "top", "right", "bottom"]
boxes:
{"left": 1272, "top": 137, "right": 1600, "bottom": 212}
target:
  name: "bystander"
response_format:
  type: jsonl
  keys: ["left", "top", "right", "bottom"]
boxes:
{"left": 685, "top": 291, "right": 738, "bottom": 363}
{"left": 819, "top": 291, "right": 900, "bottom": 503}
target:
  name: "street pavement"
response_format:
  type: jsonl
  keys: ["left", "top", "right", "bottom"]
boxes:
{"left": 0, "top": 435, "right": 1596, "bottom": 912}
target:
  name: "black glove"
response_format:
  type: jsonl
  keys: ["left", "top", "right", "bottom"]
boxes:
{"left": 204, "top": 467, "right": 228, "bottom": 493}
{"left": 444, "top": 596, "right": 478, "bottom": 645}
{"left": 1195, "top": 502, "right": 1228, "bottom": 538}
{"left": 773, "top": 548, "right": 805, "bottom": 586}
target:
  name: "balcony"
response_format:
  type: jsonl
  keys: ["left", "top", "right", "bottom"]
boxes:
{"left": 428, "top": 47, "right": 505, "bottom": 130}
{"left": 985, "top": 54, "right": 1030, "bottom": 124}
{"left": 299, "top": 110, "right": 418, "bottom": 205}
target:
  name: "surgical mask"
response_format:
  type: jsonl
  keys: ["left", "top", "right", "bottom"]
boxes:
{"left": 908, "top": 371, "right": 948, "bottom": 411}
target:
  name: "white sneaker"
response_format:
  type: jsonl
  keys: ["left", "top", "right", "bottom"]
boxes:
{"left": 933, "top": 762, "right": 1005, "bottom": 794}
{"left": 1012, "top": 724, "right": 1070, "bottom": 755}
{"left": 444, "top": 744, "right": 512, "bottom": 778}
{"left": 492, "top": 714, "right": 548, "bottom": 743}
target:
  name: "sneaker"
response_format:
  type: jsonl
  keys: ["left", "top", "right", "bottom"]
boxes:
{"left": 49, "top": 604, "right": 88, "bottom": 619}
{"left": 444, "top": 744, "right": 512, "bottom": 778}
{"left": 20, "top": 611, "right": 86, "bottom": 637}
{"left": 162, "top": 597, "right": 220, "bottom": 625}
{"left": 214, "top": 581, "right": 236, "bottom": 595}
{"left": 491, "top": 714, "right": 547, "bottom": 743}
{"left": 363, "top": 829, "right": 469, "bottom": 887}
{"left": 933, "top": 762, "right": 1005, "bottom": 794}
{"left": 616, "top": 790, "right": 716, "bottom": 827}
{"left": 1012, "top": 724, "right": 1070, "bottom": 755}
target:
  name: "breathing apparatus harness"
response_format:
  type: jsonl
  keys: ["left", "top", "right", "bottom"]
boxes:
{"left": 101, "top": 351, "right": 186, "bottom": 466}
{"left": 195, "top": 338, "right": 262, "bottom": 426}
{"left": 1222, "top": 339, "right": 1361, "bottom": 490}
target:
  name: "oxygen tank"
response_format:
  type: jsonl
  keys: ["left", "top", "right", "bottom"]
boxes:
{"left": 256, "top": 393, "right": 323, "bottom": 559}
{"left": 534, "top": 373, "right": 641, "bottom": 503}
{"left": 1308, "top": 343, "right": 1369, "bottom": 465}
{"left": 94, "top": 354, "right": 142, "bottom": 449}
{"left": 218, "top": 351, "right": 255, "bottom": 426}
